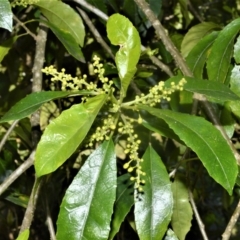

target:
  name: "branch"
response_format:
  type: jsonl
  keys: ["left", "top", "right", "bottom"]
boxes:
{"left": 0, "top": 120, "right": 19, "bottom": 153}
{"left": 74, "top": 0, "right": 173, "bottom": 77}
{"left": 20, "top": 177, "right": 42, "bottom": 233}
{"left": 31, "top": 21, "right": 48, "bottom": 147}
{"left": 74, "top": 0, "right": 108, "bottom": 21}
{"left": 77, "top": 7, "right": 114, "bottom": 59}
{"left": 13, "top": 14, "right": 37, "bottom": 40}
{"left": 141, "top": 45, "right": 174, "bottom": 77}
{"left": 133, "top": 0, "right": 192, "bottom": 76}
{"left": 45, "top": 196, "right": 56, "bottom": 240}
{"left": 0, "top": 150, "right": 35, "bottom": 196}
{"left": 133, "top": 0, "right": 240, "bottom": 164}
{"left": 222, "top": 199, "right": 240, "bottom": 240}
{"left": 188, "top": 190, "right": 209, "bottom": 240}
{"left": 187, "top": 0, "right": 204, "bottom": 23}
{"left": 19, "top": 21, "right": 48, "bottom": 234}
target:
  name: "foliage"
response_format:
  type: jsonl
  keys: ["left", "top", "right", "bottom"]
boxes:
{"left": 1, "top": 0, "right": 240, "bottom": 240}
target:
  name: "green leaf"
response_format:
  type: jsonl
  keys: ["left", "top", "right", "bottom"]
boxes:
{"left": 109, "top": 174, "right": 134, "bottom": 240}
{"left": 107, "top": 14, "right": 141, "bottom": 97}
{"left": 164, "top": 229, "right": 179, "bottom": 240}
{"left": 165, "top": 76, "right": 240, "bottom": 102}
{"left": 171, "top": 175, "right": 192, "bottom": 240}
{"left": 16, "top": 229, "right": 29, "bottom": 240}
{"left": 0, "top": 36, "right": 18, "bottom": 63}
{"left": 5, "top": 193, "right": 29, "bottom": 208}
{"left": 0, "top": 91, "right": 90, "bottom": 123}
{"left": 181, "top": 22, "right": 220, "bottom": 57}
{"left": 0, "top": 0, "right": 12, "bottom": 32}
{"left": 230, "top": 65, "right": 240, "bottom": 97}
{"left": 56, "top": 140, "right": 116, "bottom": 240}
{"left": 134, "top": 146, "right": 173, "bottom": 240}
{"left": 139, "top": 106, "right": 238, "bottom": 195}
{"left": 40, "top": 19, "right": 85, "bottom": 62}
{"left": 142, "top": 113, "right": 183, "bottom": 143}
{"left": 234, "top": 35, "right": 240, "bottom": 64}
{"left": 34, "top": 0, "right": 85, "bottom": 46}
{"left": 207, "top": 18, "right": 240, "bottom": 83}
{"left": 35, "top": 94, "right": 107, "bottom": 177}
{"left": 220, "top": 103, "right": 235, "bottom": 139}
{"left": 228, "top": 100, "right": 240, "bottom": 119}
{"left": 186, "top": 31, "right": 219, "bottom": 78}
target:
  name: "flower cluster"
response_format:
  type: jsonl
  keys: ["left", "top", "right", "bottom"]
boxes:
{"left": 11, "top": 0, "right": 39, "bottom": 7}
{"left": 118, "top": 120, "right": 145, "bottom": 191}
{"left": 42, "top": 55, "right": 114, "bottom": 94}
{"left": 128, "top": 78, "right": 187, "bottom": 107}
{"left": 87, "top": 114, "right": 116, "bottom": 147}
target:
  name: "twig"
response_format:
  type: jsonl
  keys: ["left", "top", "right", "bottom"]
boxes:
{"left": 77, "top": 7, "right": 114, "bottom": 59}
{"left": 46, "top": 197, "right": 56, "bottom": 240}
{"left": 74, "top": 0, "right": 108, "bottom": 21}
{"left": 19, "top": 177, "right": 42, "bottom": 233}
{"left": 188, "top": 190, "right": 209, "bottom": 240}
{"left": 141, "top": 46, "right": 174, "bottom": 77}
{"left": 222, "top": 199, "right": 240, "bottom": 240}
{"left": 74, "top": 0, "right": 174, "bottom": 77}
{"left": 133, "top": 0, "right": 240, "bottom": 165}
{"left": 134, "top": 0, "right": 192, "bottom": 75}
{"left": 0, "top": 120, "right": 19, "bottom": 153}
{"left": 0, "top": 150, "right": 35, "bottom": 196}
{"left": 19, "top": 21, "right": 48, "bottom": 234}
{"left": 31, "top": 21, "right": 48, "bottom": 147}
{"left": 187, "top": 0, "right": 204, "bottom": 23}
{"left": 13, "top": 15, "right": 37, "bottom": 41}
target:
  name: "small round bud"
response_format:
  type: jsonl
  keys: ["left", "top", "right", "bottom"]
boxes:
{"left": 123, "top": 163, "right": 129, "bottom": 169}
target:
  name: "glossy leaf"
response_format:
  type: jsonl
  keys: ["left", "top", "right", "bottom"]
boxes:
{"left": 171, "top": 176, "right": 192, "bottom": 240}
{"left": 139, "top": 105, "right": 238, "bottom": 195}
{"left": 41, "top": 19, "right": 85, "bottom": 62}
{"left": 134, "top": 146, "right": 173, "bottom": 240}
{"left": 0, "top": 0, "right": 12, "bottom": 32}
{"left": 164, "top": 229, "right": 179, "bottom": 240}
{"left": 181, "top": 22, "right": 220, "bottom": 57}
{"left": 16, "top": 230, "right": 29, "bottom": 240}
{"left": 109, "top": 174, "right": 134, "bottom": 240}
{"left": 107, "top": 14, "right": 141, "bottom": 97}
{"left": 207, "top": 18, "right": 240, "bottom": 84}
{"left": 0, "top": 91, "right": 90, "bottom": 123}
{"left": 165, "top": 76, "right": 240, "bottom": 102}
{"left": 234, "top": 35, "right": 240, "bottom": 64}
{"left": 186, "top": 31, "right": 219, "bottom": 78}
{"left": 34, "top": 0, "right": 85, "bottom": 46}
{"left": 35, "top": 94, "right": 107, "bottom": 177}
{"left": 56, "top": 140, "right": 116, "bottom": 240}
{"left": 0, "top": 36, "right": 18, "bottom": 63}
{"left": 142, "top": 113, "right": 183, "bottom": 144}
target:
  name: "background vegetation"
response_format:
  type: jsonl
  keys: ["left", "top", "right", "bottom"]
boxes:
{"left": 1, "top": 0, "right": 240, "bottom": 239}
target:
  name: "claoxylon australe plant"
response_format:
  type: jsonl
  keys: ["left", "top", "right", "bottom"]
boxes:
{"left": 1, "top": 0, "right": 240, "bottom": 240}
